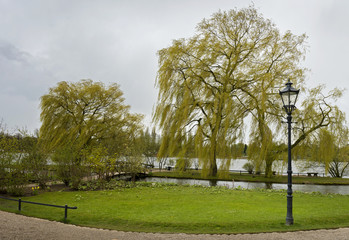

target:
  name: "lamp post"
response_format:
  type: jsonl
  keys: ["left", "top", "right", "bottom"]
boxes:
{"left": 279, "top": 79, "right": 300, "bottom": 226}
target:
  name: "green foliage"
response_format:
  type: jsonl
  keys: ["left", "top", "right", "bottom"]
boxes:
{"left": 21, "top": 133, "right": 50, "bottom": 189}
{"left": 296, "top": 108, "right": 349, "bottom": 177}
{"left": 153, "top": 6, "right": 309, "bottom": 177}
{"left": 0, "top": 134, "right": 28, "bottom": 196}
{"left": 231, "top": 143, "right": 246, "bottom": 158}
{"left": 40, "top": 79, "right": 142, "bottom": 152}
{"left": 121, "top": 155, "right": 146, "bottom": 182}
{"left": 0, "top": 125, "right": 54, "bottom": 195}
{"left": 52, "top": 145, "right": 88, "bottom": 188}
{"left": 139, "top": 127, "right": 159, "bottom": 167}
{"left": 153, "top": 6, "right": 345, "bottom": 179}
{"left": 31, "top": 186, "right": 40, "bottom": 196}
{"left": 40, "top": 79, "right": 144, "bottom": 186}
{"left": 175, "top": 158, "right": 192, "bottom": 172}
{"left": 242, "top": 162, "right": 255, "bottom": 174}
{"left": 77, "top": 179, "right": 132, "bottom": 191}
{"left": 245, "top": 56, "right": 346, "bottom": 178}
{"left": 87, "top": 146, "right": 118, "bottom": 181}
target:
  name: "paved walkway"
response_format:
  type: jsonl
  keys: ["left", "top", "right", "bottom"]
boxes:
{"left": 1, "top": 210, "right": 349, "bottom": 240}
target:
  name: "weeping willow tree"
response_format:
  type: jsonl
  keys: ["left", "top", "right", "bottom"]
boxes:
{"left": 154, "top": 6, "right": 346, "bottom": 178}
{"left": 247, "top": 82, "right": 345, "bottom": 177}
{"left": 153, "top": 8, "right": 279, "bottom": 176}
{"left": 241, "top": 58, "right": 307, "bottom": 177}
{"left": 293, "top": 88, "right": 348, "bottom": 177}
{"left": 154, "top": 6, "right": 304, "bottom": 177}
{"left": 40, "top": 79, "right": 143, "bottom": 186}
{"left": 40, "top": 80, "right": 142, "bottom": 151}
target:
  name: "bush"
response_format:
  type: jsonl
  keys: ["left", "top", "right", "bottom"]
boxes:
{"left": 52, "top": 146, "right": 89, "bottom": 189}
{"left": 77, "top": 179, "right": 132, "bottom": 191}
{"left": 242, "top": 162, "right": 254, "bottom": 174}
{"left": 23, "top": 146, "right": 50, "bottom": 189}
{"left": 0, "top": 135, "right": 29, "bottom": 196}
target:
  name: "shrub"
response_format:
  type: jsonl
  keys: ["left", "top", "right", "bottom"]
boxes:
{"left": 242, "top": 162, "right": 254, "bottom": 174}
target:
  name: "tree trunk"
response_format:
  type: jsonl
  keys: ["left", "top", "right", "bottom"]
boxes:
{"left": 265, "top": 158, "right": 274, "bottom": 178}
{"left": 207, "top": 105, "right": 223, "bottom": 177}
{"left": 209, "top": 159, "right": 218, "bottom": 177}
{"left": 208, "top": 139, "right": 218, "bottom": 177}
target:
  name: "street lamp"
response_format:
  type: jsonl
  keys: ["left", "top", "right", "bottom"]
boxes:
{"left": 279, "top": 79, "right": 300, "bottom": 226}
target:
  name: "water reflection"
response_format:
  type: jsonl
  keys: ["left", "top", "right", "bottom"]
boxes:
{"left": 143, "top": 177, "right": 349, "bottom": 195}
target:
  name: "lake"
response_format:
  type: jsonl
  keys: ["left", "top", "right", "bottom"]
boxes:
{"left": 142, "top": 177, "right": 349, "bottom": 195}
{"left": 151, "top": 158, "right": 348, "bottom": 177}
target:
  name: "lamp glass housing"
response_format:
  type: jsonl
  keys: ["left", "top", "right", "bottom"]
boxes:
{"left": 279, "top": 80, "right": 300, "bottom": 114}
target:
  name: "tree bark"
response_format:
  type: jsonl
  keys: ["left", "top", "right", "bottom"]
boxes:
{"left": 208, "top": 136, "right": 218, "bottom": 177}
{"left": 265, "top": 157, "right": 274, "bottom": 178}
{"left": 209, "top": 158, "right": 218, "bottom": 176}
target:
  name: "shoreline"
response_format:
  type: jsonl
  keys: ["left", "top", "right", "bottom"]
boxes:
{"left": 149, "top": 171, "right": 349, "bottom": 186}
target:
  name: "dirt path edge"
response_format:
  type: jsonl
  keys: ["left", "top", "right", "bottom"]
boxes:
{"left": 1, "top": 210, "right": 349, "bottom": 240}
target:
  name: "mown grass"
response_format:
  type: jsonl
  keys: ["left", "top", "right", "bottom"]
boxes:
{"left": 0, "top": 182, "right": 349, "bottom": 234}
{"left": 151, "top": 170, "right": 349, "bottom": 185}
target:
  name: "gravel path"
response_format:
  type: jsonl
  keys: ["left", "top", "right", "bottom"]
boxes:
{"left": 1, "top": 210, "right": 349, "bottom": 240}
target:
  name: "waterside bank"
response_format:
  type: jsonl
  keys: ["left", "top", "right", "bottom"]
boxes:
{"left": 150, "top": 170, "right": 349, "bottom": 185}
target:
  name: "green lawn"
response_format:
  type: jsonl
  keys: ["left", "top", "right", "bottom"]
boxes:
{"left": 151, "top": 170, "right": 349, "bottom": 185}
{"left": 1, "top": 183, "right": 349, "bottom": 234}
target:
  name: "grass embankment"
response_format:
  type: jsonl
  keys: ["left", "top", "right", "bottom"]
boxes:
{"left": 151, "top": 170, "right": 349, "bottom": 185}
{"left": 0, "top": 183, "right": 349, "bottom": 234}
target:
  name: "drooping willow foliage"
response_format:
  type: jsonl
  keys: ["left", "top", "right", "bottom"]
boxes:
{"left": 40, "top": 80, "right": 144, "bottom": 186}
{"left": 292, "top": 88, "right": 348, "bottom": 176}
{"left": 153, "top": 6, "right": 346, "bottom": 177}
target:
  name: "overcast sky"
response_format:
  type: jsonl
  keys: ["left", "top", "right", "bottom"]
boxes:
{"left": 0, "top": 0, "right": 348, "bottom": 133}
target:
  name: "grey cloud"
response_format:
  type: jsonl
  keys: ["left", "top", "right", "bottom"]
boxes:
{"left": 0, "top": 41, "right": 54, "bottom": 100}
{"left": 0, "top": 41, "right": 31, "bottom": 63}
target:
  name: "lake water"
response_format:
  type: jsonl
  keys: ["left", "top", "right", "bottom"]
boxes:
{"left": 152, "top": 158, "right": 348, "bottom": 177}
{"left": 143, "top": 177, "right": 349, "bottom": 195}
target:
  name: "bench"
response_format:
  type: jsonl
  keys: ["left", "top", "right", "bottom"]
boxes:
{"left": 307, "top": 172, "right": 318, "bottom": 177}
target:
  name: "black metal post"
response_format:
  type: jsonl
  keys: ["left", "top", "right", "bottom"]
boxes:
{"left": 65, "top": 204, "right": 68, "bottom": 219}
{"left": 286, "top": 113, "right": 294, "bottom": 225}
{"left": 18, "top": 198, "right": 21, "bottom": 211}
